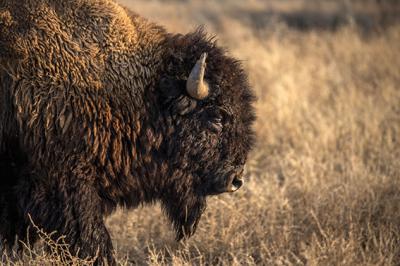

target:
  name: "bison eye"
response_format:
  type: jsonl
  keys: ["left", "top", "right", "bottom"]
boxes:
{"left": 208, "top": 117, "right": 222, "bottom": 133}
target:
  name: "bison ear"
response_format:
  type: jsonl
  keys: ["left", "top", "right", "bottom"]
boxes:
{"left": 159, "top": 76, "right": 197, "bottom": 115}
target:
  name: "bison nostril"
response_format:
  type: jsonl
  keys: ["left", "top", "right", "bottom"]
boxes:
{"left": 231, "top": 177, "right": 243, "bottom": 191}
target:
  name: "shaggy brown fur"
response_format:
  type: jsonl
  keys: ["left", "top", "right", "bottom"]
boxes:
{"left": 0, "top": 0, "right": 255, "bottom": 264}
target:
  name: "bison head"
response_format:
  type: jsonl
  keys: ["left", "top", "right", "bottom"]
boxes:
{"left": 158, "top": 30, "right": 255, "bottom": 240}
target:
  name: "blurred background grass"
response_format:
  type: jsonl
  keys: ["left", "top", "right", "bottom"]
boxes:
{"left": 4, "top": 0, "right": 400, "bottom": 265}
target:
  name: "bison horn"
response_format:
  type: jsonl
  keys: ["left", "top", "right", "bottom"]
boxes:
{"left": 186, "top": 53, "right": 209, "bottom": 100}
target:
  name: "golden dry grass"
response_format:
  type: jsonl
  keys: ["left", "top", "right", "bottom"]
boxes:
{"left": 2, "top": 0, "right": 400, "bottom": 265}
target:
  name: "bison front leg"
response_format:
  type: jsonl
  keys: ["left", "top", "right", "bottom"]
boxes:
{"left": 64, "top": 189, "right": 116, "bottom": 266}
{"left": 18, "top": 177, "right": 116, "bottom": 265}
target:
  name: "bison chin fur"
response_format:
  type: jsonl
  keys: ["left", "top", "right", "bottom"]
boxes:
{"left": 162, "top": 192, "right": 206, "bottom": 240}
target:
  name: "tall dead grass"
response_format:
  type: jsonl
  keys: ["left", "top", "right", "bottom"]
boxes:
{"left": 3, "top": 0, "right": 400, "bottom": 265}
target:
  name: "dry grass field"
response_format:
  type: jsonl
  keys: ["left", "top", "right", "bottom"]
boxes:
{"left": 2, "top": 0, "right": 400, "bottom": 265}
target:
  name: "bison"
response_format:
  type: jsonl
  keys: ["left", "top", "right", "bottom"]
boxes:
{"left": 0, "top": 0, "right": 255, "bottom": 264}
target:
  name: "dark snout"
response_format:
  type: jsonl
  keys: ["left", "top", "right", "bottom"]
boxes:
{"left": 204, "top": 167, "right": 245, "bottom": 195}
{"left": 226, "top": 174, "right": 244, "bottom": 192}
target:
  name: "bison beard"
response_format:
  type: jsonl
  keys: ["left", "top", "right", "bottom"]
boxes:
{"left": 162, "top": 186, "right": 206, "bottom": 240}
{"left": 0, "top": 0, "right": 255, "bottom": 265}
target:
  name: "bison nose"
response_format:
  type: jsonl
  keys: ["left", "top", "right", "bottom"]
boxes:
{"left": 228, "top": 176, "right": 243, "bottom": 192}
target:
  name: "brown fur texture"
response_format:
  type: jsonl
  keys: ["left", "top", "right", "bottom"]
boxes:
{"left": 0, "top": 0, "right": 255, "bottom": 264}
